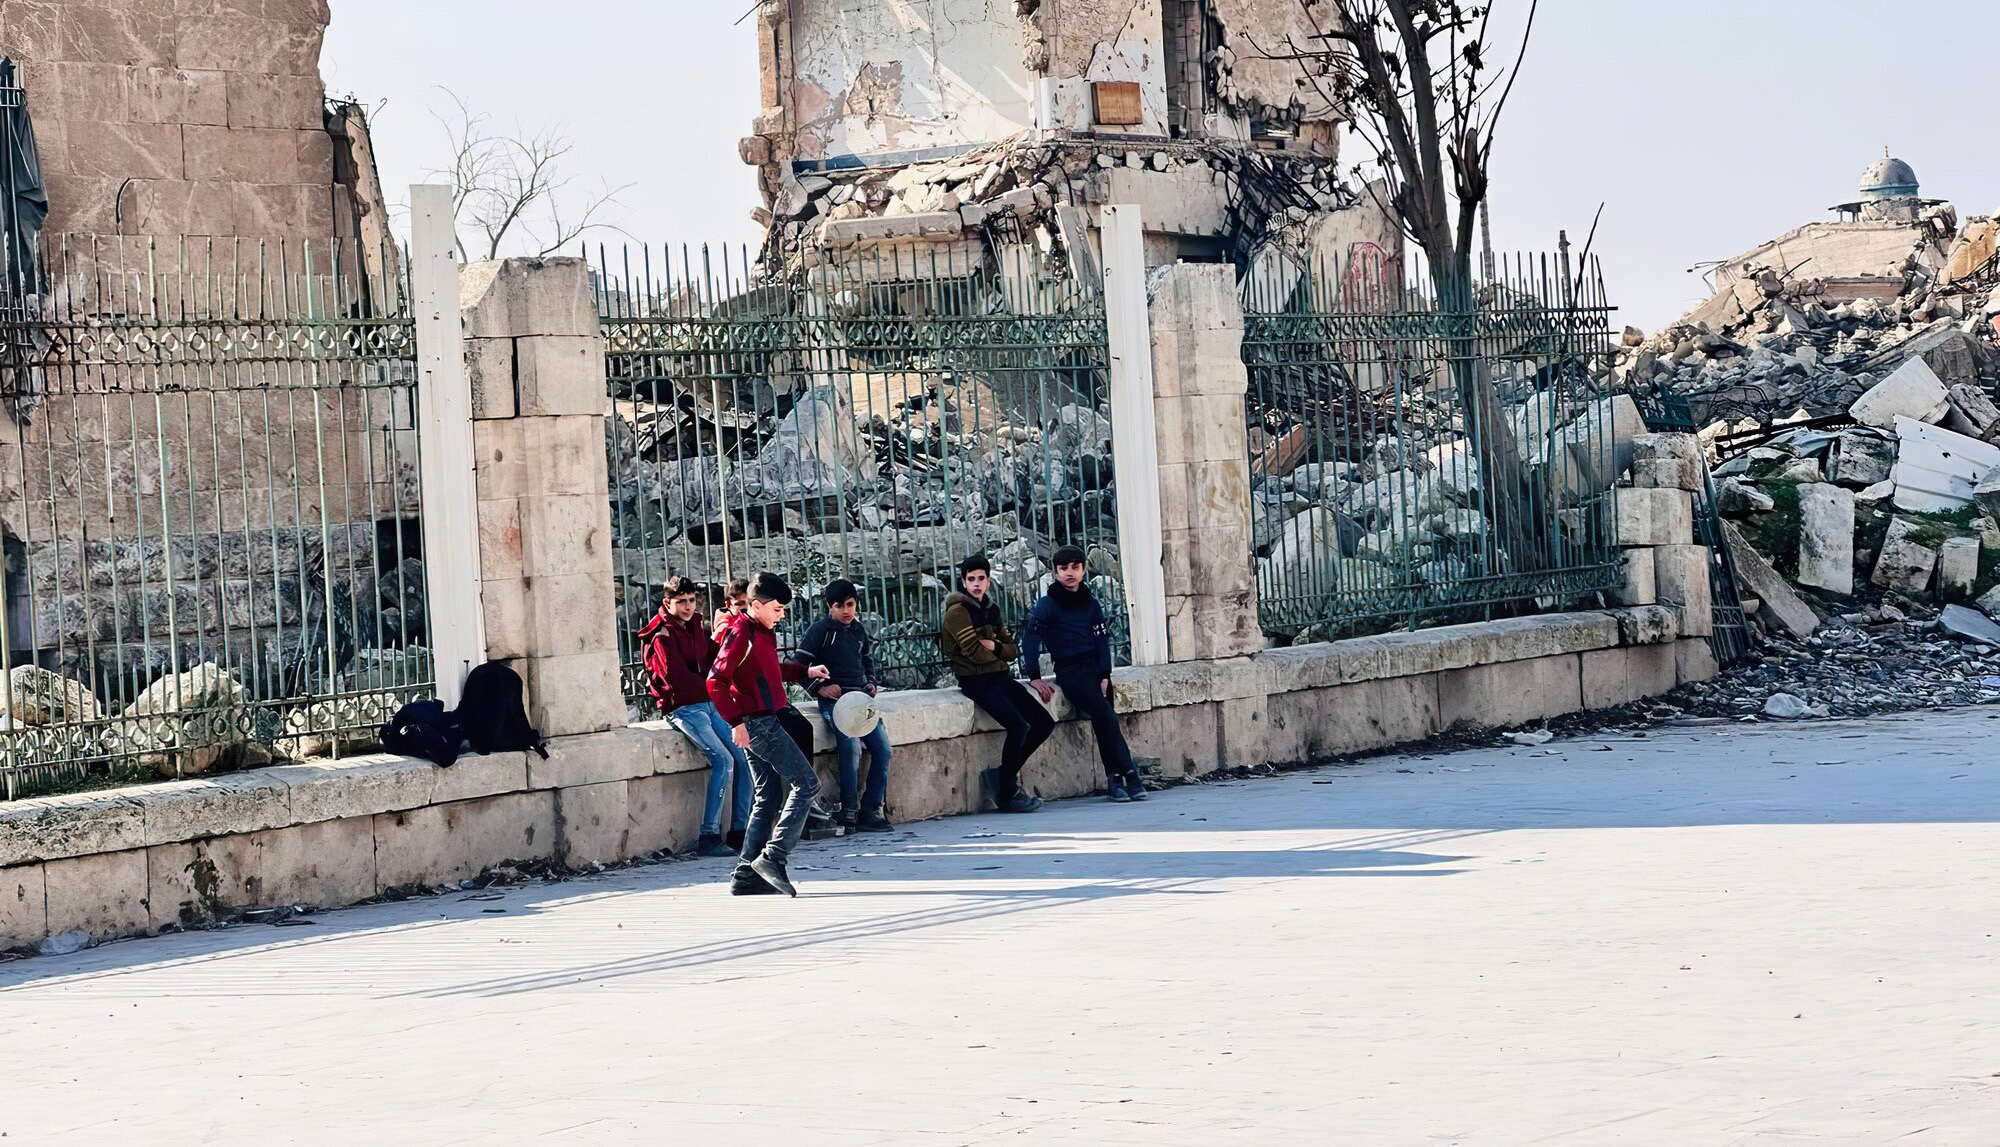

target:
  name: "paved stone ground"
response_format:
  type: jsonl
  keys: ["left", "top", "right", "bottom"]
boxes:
{"left": 4, "top": 710, "right": 2000, "bottom": 1144}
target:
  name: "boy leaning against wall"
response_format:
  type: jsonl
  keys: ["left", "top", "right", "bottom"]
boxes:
{"left": 940, "top": 554, "right": 1053, "bottom": 813}
{"left": 1024, "top": 546, "right": 1145, "bottom": 803}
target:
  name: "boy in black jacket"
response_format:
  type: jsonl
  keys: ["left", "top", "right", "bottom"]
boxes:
{"left": 792, "top": 578, "right": 893, "bottom": 832}
{"left": 1023, "top": 546, "right": 1144, "bottom": 802}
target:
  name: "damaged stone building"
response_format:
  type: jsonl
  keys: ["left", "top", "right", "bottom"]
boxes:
{"left": 741, "top": 0, "right": 1398, "bottom": 280}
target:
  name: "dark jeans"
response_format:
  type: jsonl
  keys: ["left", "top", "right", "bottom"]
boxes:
{"left": 817, "top": 697, "right": 891, "bottom": 813}
{"left": 1056, "top": 670, "right": 1134, "bottom": 779}
{"left": 957, "top": 673, "right": 1055, "bottom": 803}
{"left": 734, "top": 712, "right": 822, "bottom": 871}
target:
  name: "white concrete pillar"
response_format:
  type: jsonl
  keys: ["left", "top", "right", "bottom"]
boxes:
{"left": 409, "top": 184, "right": 485, "bottom": 707}
{"left": 1101, "top": 205, "right": 1169, "bottom": 667}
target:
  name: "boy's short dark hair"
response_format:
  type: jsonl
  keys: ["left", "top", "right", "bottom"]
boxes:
{"left": 1052, "top": 544, "right": 1087, "bottom": 568}
{"left": 823, "top": 577, "right": 859, "bottom": 606}
{"left": 750, "top": 571, "right": 792, "bottom": 605}
{"left": 727, "top": 576, "right": 751, "bottom": 598}
{"left": 958, "top": 554, "right": 991, "bottom": 578}
{"left": 662, "top": 575, "right": 699, "bottom": 599}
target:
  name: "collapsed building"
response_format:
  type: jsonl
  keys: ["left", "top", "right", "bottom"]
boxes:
{"left": 738, "top": 0, "right": 1399, "bottom": 278}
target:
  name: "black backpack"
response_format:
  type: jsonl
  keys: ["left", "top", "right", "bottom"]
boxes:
{"left": 456, "top": 661, "right": 551, "bottom": 759}
{"left": 379, "top": 699, "right": 465, "bottom": 767}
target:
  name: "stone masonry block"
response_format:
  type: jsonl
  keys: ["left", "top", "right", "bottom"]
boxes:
{"left": 431, "top": 751, "right": 531, "bottom": 805}
{"left": 1125, "top": 702, "right": 1221, "bottom": 779}
{"left": 875, "top": 690, "right": 978, "bottom": 746}
{"left": 1260, "top": 675, "right": 1442, "bottom": 762}
{"left": 626, "top": 772, "right": 705, "bottom": 856}
{"left": 528, "top": 726, "right": 660, "bottom": 790}
{"left": 1153, "top": 396, "right": 1194, "bottom": 467}
{"left": 253, "top": 818, "right": 378, "bottom": 911}
{"left": 476, "top": 497, "right": 524, "bottom": 581}
{"left": 1610, "top": 605, "right": 1681, "bottom": 646}
{"left": 519, "top": 492, "right": 613, "bottom": 579}
{"left": 1581, "top": 643, "right": 1679, "bottom": 710}
{"left": 473, "top": 419, "right": 530, "bottom": 496}
{"left": 1615, "top": 547, "right": 1658, "bottom": 606}
{"left": 1150, "top": 263, "right": 1243, "bottom": 336}
{"left": 1184, "top": 393, "right": 1247, "bottom": 463}
{"left": 526, "top": 415, "right": 611, "bottom": 497}
{"left": 374, "top": 791, "right": 558, "bottom": 892}
{"left": 1651, "top": 544, "right": 1714, "bottom": 639}
{"left": 482, "top": 576, "right": 531, "bottom": 661}
{"left": 268, "top": 755, "right": 436, "bottom": 826}
{"left": 147, "top": 834, "right": 266, "bottom": 931}
{"left": 556, "top": 781, "right": 633, "bottom": 868}
{"left": 1438, "top": 655, "right": 1584, "bottom": 730}
{"left": 466, "top": 336, "right": 517, "bottom": 420}
{"left": 1157, "top": 461, "right": 1193, "bottom": 533}
{"left": 460, "top": 258, "right": 598, "bottom": 340}
{"left": 1614, "top": 488, "right": 1695, "bottom": 547}
{"left": 516, "top": 336, "right": 609, "bottom": 417}
{"left": 522, "top": 652, "right": 627, "bottom": 738}
{"left": 44, "top": 848, "right": 150, "bottom": 943}
{"left": 1676, "top": 638, "right": 1720, "bottom": 686}
{"left": 138, "top": 772, "right": 293, "bottom": 846}
{"left": 0, "top": 792, "right": 147, "bottom": 868}
{"left": 1, "top": 865, "right": 46, "bottom": 951}
{"left": 526, "top": 572, "right": 620, "bottom": 659}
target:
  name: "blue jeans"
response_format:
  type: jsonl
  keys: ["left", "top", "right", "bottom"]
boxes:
{"left": 736, "top": 712, "right": 821, "bottom": 867}
{"left": 671, "top": 702, "right": 751, "bottom": 836}
{"left": 818, "top": 696, "right": 891, "bottom": 813}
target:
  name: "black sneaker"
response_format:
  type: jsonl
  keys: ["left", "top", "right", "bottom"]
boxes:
{"left": 725, "top": 828, "right": 746, "bottom": 852}
{"left": 834, "top": 807, "right": 858, "bottom": 829}
{"left": 1001, "top": 793, "right": 1043, "bottom": 814}
{"left": 1105, "top": 775, "right": 1132, "bottom": 803}
{"left": 977, "top": 767, "right": 999, "bottom": 810}
{"left": 695, "top": 833, "right": 735, "bottom": 858}
{"left": 1124, "top": 772, "right": 1149, "bottom": 801}
{"left": 749, "top": 853, "right": 797, "bottom": 897}
{"left": 730, "top": 866, "right": 778, "bottom": 896}
{"left": 856, "top": 808, "right": 894, "bottom": 832}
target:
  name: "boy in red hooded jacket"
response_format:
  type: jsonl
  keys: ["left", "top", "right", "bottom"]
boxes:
{"left": 639, "top": 576, "right": 752, "bottom": 859}
{"left": 710, "top": 571, "right": 827, "bottom": 897}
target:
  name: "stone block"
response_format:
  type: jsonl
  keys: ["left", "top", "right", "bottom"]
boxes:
{"left": 1150, "top": 263, "right": 1243, "bottom": 337}
{"left": 1609, "top": 605, "right": 1680, "bottom": 646}
{"left": 252, "top": 817, "right": 378, "bottom": 911}
{"left": 460, "top": 258, "right": 599, "bottom": 340}
{"left": 176, "top": 15, "right": 325, "bottom": 74}
{"left": 1581, "top": 643, "right": 1679, "bottom": 710}
{"left": 521, "top": 650, "right": 625, "bottom": 738}
{"left": 528, "top": 727, "right": 658, "bottom": 790}
{"left": 1262, "top": 676, "right": 1442, "bottom": 762}
{"left": 44, "top": 848, "right": 150, "bottom": 943}
{"left": 374, "top": 791, "right": 558, "bottom": 892}
{"left": 270, "top": 755, "right": 436, "bottom": 825}
{"left": 556, "top": 781, "right": 633, "bottom": 868}
{"left": 524, "top": 572, "right": 619, "bottom": 659}
{"left": 1870, "top": 517, "right": 1940, "bottom": 596}
{"left": 482, "top": 576, "right": 531, "bottom": 661}
{"left": 651, "top": 724, "right": 707, "bottom": 774}
{"left": 62, "top": 118, "right": 184, "bottom": 180}
{"left": 1, "top": 865, "right": 46, "bottom": 951}
{"left": 1827, "top": 429, "right": 1896, "bottom": 488}
{"left": 1675, "top": 638, "right": 1720, "bottom": 686}
{"left": 1651, "top": 543, "right": 1714, "bottom": 639}
{"left": 515, "top": 336, "right": 609, "bottom": 417}
{"left": 527, "top": 414, "right": 611, "bottom": 497}
{"left": 476, "top": 497, "right": 524, "bottom": 580}
{"left": 138, "top": 771, "right": 294, "bottom": 846}
{"left": 225, "top": 71, "right": 325, "bottom": 131}
{"left": 1032, "top": 719, "right": 1109, "bottom": 801}
{"left": 431, "top": 751, "right": 530, "bottom": 804}
{"left": 181, "top": 125, "right": 320, "bottom": 183}
{"left": 1719, "top": 523, "right": 1817, "bottom": 637}
{"left": 1629, "top": 457, "right": 1703, "bottom": 491}
{"left": 1437, "top": 655, "right": 1583, "bottom": 730}
{"left": 1124, "top": 703, "right": 1221, "bottom": 779}
{"left": 1849, "top": 357, "right": 1949, "bottom": 429}
{"left": 1613, "top": 488, "right": 1695, "bottom": 547}
{"left": 1142, "top": 659, "right": 1220, "bottom": 708}
{"left": 875, "top": 690, "right": 977, "bottom": 745}
{"left": 465, "top": 336, "right": 517, "bottom": 420}
{"left": 1796, "top": 483, "right": 1856, "bottom": 597}
{"left": 1938, "top": 536, "right": 1980, "bottom": 600}
{"left": 146, "top": 834, "right": 265, "bottom": 931}
{"left": 1615, "top": 547, "right": 1658, "bottom": 606}
{"left": 1107, "top": 668, "right": 1154, "bottom": 713}
{"left": 1219, "top": 694, "right": 1296, "bottom": 767}
{"left": 519, "top": 491, "right": 613, "bottom": 580}
{"left": 0, "top": 792, "right": 147, "bottom": 868}
{"left": 626, "top": 772, "right": 706, "bottom": 856}
{"left": 885, "top": 730, "right": 1005, "bottom": 820}
{"left": 473, "top": 419, "right": 530, "bottom": 495}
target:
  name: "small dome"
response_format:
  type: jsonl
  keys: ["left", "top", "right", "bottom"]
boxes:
{"left": 1860, "top": 154, "right": 1919, "bottom": 201}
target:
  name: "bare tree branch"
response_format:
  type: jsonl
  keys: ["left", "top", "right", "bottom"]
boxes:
{"left": 425, "top": 88, "right": 633, "bottom": 260}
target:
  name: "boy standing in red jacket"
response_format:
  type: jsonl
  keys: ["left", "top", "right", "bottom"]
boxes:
{"left": 639, "top": 576, "right": 752, "bottom": 859}
{"left": 709, "top": 571, "right": 828, "bottom": 897}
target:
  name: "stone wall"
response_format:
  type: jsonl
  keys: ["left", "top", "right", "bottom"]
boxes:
{"left": 8, "top": 0, "right": 336, "bottom": 241}
{"left": 0, "top": 605, "right": 1712, "bottom": 953}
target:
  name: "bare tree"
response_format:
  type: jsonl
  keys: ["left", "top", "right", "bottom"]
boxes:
{"left": 1263, "top": 1, "right": 1553, "bottom": 564}
{"left": 430, "top": 90, "right": 632, "bottom": 260}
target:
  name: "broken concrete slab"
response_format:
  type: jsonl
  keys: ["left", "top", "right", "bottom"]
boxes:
{"left": 1870, "top": 516, "right": 1940, "bottom": 595}
{"left": 1945, "top": 383, "right": 2000, "bottom": 438}
{"left": 1796, "top": 483, "right": 1856, "bottom": 597}
{"left": 1939, "top": 604, "right": 2000, "bottom": 647}
{"left": 1850, "top": 358, "right": 1950, "bottom": 429}
{"left": 1825, "top": 428, "right": 1897, "bottom": 488}
{"left": 1938, "top": 536, "right": 1979, "bottom": 600}
{"left": 1972, "top": 465, "right": 2000, "bottom": 524}
{"left": 1890, "top": 416, "right": 2000, "bottom": 513}
{"left": 1716, "top": 477, "right": 1775, "bottom": 514}
{"left": 1722, "top": 520, "right": 1819, "bottom": 637}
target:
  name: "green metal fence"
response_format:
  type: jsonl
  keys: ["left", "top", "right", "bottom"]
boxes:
{"left": 0, "top": 236, "right": 429, "bottom": 799}
{"left": 596, "top": 242, "right": 1130, "bottom": 706}
{"left": 1242, "top": 247, "right": 1624, "bottom": 641}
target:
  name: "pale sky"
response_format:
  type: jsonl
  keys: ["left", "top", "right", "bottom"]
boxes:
{"left": 322, "top": 1, "right": 2000, "bottom": 331}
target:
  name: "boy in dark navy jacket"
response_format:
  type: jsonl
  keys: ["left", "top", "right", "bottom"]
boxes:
{"left": 1022, "top": 546, "right": 1144, "bottom": 802}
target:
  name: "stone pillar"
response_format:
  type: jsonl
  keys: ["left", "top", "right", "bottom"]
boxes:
{"left": 461, "top": 258, "right": 623, "bottom": 738}
{"left": 1147, "top": 264, "right": 1262, "bottom": 661}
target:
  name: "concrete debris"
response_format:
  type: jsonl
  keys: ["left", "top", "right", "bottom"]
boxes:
{"left": 1870, "top": 517, "right": 1940, "bottom": 594}
{"left": 1849, "top": 358, "right": 1950, "bottom": 429}
{"left": 1937, "top": 536, "right": 1980, "bottom": 599}
{"left": 1796, "top": 483, "right": 1856, "bottom": 597}
{"left": 1939, "top": 603, "right": 2000, "bottom": 646}
{"left": 1761, "top": 692, "right": 1824, "bottom": 719}
{"left": 1889, "top": 416, "right": 2000, "bottom": 513}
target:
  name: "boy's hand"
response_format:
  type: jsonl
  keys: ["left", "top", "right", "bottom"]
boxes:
{"left": 731, "top": 724, "right": 750, "bottom": 749}
{"left": 806, "top": 664, "right": 830, "bottom": 680}
{"left": 1100, "top": 679, "right": 1111, "bottom": 697}
{"left": 820, "top": 683, "right": 843, "bottom": 700}
{"left": 979, "top": 638, "right": 997, "bottom": 653}
{"left": 866, "top": 684, "right": 880, "bottom": 697}
{"left": 1028, "top": 679, "right": 1055, "bottom": 703}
